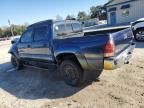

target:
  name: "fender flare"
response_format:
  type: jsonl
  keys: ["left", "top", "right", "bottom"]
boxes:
{"left": 54, "top": 48, "right": 89, "bottom": 71}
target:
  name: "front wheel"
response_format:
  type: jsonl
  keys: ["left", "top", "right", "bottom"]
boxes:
{"left": 60, "top": 60, "right": 84, "bottom": 86}
{"left": 11, "top": 55, "right": 23, "bottom": 70}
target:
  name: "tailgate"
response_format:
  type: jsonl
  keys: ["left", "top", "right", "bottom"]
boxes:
{"left": 111, "top": 28, "right": 134, "bottom": 56}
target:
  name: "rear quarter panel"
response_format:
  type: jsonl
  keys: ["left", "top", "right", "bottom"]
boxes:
{"left": 53, "top": 35, "right": 109, "bottom": 71}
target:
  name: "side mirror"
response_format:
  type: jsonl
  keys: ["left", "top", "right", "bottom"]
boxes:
{"left": 11, "top": 40, "right": 16, "bottom": 44}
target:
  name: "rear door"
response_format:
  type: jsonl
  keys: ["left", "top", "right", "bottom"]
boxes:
{"left": 30, "top": 25, "right": 53, "bottom": 62}
{"left": 18, "top": 28, "right": 33, "bottom": 59}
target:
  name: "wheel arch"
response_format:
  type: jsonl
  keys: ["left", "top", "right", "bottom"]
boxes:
{"left": 56, "top": 53, "right": 83, "bottom": 70}
{"left": 9, "top": 51, "right": 20, "bottom": 60}
{"left": 136, "top": 27, "right": 144, "bottom": 31}
{"left": 133, "top": 27, "right": 144, "bottom": 41}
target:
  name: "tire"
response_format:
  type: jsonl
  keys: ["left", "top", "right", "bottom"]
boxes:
{"left": 11, "top": 55, "right": 23, "bottom": 70}
{"left": 134, "top": 29, "right": 144, "bottom": 41}
{"left": 60, "top": 60, "right": 84, "bottom": 86}
{"left": 86, "top": 70, "right": 102, "bottom": 82}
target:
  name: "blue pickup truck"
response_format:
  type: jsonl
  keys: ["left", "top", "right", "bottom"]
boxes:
{"left": 9, "top": 20, "right": 135, "bottom": 86}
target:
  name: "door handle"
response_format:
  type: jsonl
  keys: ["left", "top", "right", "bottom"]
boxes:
{"left": 19, "top": 50, "right": 24, "bottom": 52}
{"left": 43, "top": 44, "right": 47, "bottom": 47}
{"left": 27, "top": 45, "right": 31, "bottom": 48}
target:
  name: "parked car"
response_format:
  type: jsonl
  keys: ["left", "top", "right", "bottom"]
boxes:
{"left": 0, "top": 38, "right": 3, "bottom": 41}
{"left": 131, "top": 18, "right": 144, "bottom": 41}
{"left": 0, "top": 37, "right": 10, "bottom": 41}
{"left": 9, "top": 20, "right": 135, "bottom": 86}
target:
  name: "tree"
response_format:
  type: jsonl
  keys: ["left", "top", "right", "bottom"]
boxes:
{"left": 0, "top": 28, "right": 3, "bottom": 38}
{"left": 56, "top": 15, "right": 63, "bottom": 20}
{"left": 90, "top": 6, "right": 102, "bottom": 18}
{"left": 90, "top": 5, "right": 107, "bottom": 20}
{"left": 99, "top": 8, "right": 107, "bottom": 20}
{"left": 0, "top": 24, "right": 28, "bottom": 38}
{"left": 66, "top": 15, "right": 75, "bottom": 20}
{"left": 90, "top": 6, "right": 97, "bottom": 18}
{"left": 77, "top": 11, "right": 89, "bottom": 21}
{"left": 3, "top": 28, "right": 11, "bottom": 37}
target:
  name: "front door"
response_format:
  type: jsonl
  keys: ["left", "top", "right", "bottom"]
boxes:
{"left": 18, "top": 28, "right": 33, "bottom": 59}
{"left": 110, "top": 12, "right": 116, "bottom": 25}
{"left": 30, "top": 25, "right": 53, "bottom": 62}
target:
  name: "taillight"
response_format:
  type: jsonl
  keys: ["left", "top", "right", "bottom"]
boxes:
{"left": 104, "top": 35, "right": 115, "bottom": 57}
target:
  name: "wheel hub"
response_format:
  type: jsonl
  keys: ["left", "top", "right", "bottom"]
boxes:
{"left": 64, "top": 65, "right": 77, "bottom": 80}
{"left": 136, "top": 31, "right": 144, "bottom": 41}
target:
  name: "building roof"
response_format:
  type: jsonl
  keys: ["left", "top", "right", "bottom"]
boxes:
{"left": 105, "top": 0, "right": 138, "bottom": 7}
{"left": 104, "top": 0, "right": 114, "bottom": 6}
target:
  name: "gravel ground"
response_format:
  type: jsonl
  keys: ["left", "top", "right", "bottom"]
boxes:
{"left": 0, "top": 42, "right": 144, "bottom": 108}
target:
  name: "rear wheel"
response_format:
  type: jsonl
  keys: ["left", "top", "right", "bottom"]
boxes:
{"left": 60, "top": 60, "right": 84, "bottom": 86}
{"left": 11, "top": 55, "right": 23, "bottom": 70}
{"left": 134, "top": 29, "right": 144, "bottom": 41}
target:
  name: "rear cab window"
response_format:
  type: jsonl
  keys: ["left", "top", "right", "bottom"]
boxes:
{"left": 55, "top": 23, "right": 73, "bottom": 36}
{"left": 55, "top": 24, "right": 67, "bottom": 36}
{"left": 54, "top": 21, "right": 83, "bottom": 38}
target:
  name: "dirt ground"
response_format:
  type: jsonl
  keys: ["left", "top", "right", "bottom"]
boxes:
{"left": 0, "top": 41, "right": 144, "bottom": 108}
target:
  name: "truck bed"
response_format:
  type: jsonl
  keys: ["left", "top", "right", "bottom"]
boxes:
{"left": 54, "top": 27, "right": 135, "bottom": 71}
{"left": 84, "top": 22, "right": 130, "bottom": 32}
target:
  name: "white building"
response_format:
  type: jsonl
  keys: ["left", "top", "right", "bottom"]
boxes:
{"left": 105, "top": 0, "right": 144, "bottom": 25}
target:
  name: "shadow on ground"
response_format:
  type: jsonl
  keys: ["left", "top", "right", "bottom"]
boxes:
{"left": 0, "top": 62, "right": 97, "bottom": 100}
{"left": 136, "top": 42, "right": 144, "bottom": 48}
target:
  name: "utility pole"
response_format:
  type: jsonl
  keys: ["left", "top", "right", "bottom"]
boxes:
{"left": 8, "top": 19, "right": 14, "bottom": 37}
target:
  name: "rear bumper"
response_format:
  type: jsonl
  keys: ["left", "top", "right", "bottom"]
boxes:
{"left": 104, "top": 43, "right": 135, "bottom": 70}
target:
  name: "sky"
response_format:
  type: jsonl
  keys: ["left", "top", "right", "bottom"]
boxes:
{"left": 0, "top": 0, "right": 108, "bottom": 27}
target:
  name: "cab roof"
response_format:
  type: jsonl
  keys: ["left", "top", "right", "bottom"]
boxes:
{"left": 28, "top": 19, "right": 79, "bottom": 29}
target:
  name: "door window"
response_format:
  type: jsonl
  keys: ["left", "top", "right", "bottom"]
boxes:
{"left": 21, "top": 29, "right": 33, "bottom": 43}
{"left": 34, "top": 26, "right": 48, "bottom": 41}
